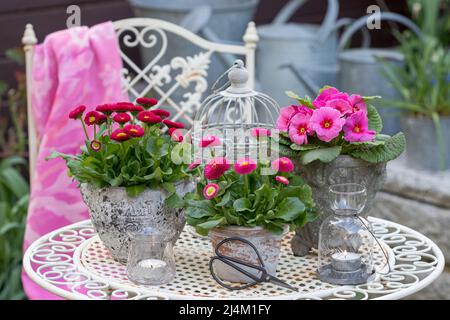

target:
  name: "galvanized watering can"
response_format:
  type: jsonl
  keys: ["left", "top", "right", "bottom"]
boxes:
{"left": 129, "top": 0, "right": 259, "bottom": 87}
{"left": 256, "top": 0, "right": 341, "bottom": 106}
{"left": 337, "top": 12, "right": 422, "bottom": 135}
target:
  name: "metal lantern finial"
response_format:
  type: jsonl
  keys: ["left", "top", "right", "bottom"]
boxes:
{"left": 192, "top": 60, "right": 280, "bottom": 164}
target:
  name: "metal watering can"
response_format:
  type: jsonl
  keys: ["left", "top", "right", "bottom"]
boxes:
{"left": 337, "top": 12, "right": 422, "bottom": 135}
{"left": 256, "top": 0, "right": 341, "bottom": 106}
{"left": 129, "top": 0, "right": 259, "bottom": 88}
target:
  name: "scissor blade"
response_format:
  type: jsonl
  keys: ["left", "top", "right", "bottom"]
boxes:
{"left": 267, "top": 275, "right": 298, "bottom": 292}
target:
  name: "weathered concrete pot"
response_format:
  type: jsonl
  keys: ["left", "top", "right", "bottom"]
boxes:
{"left": 401, "top": 115, "right": 450, "bottom": 171}
{"left": 291, "top": 155, "right": 386, "bottom": 256}
{"left": 80, "top": 180, "right": 194, "bottom": 264}
{"left": 208, "top": 225, "right": 288, "bottom": 283}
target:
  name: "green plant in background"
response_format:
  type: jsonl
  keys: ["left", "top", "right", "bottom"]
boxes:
{"left": 0, "top": 48, "right": 27, "bottom": 157}
{"left": 0, "top": 156, "right": 29, "bottom": 300}
{"left": 0, "top": 47, "right": 29, "bottom": 300}
{"left": 407, "top": 0, "right": 450, "bottom": 45}
{"left": 381, "top": 1, "right": 450, "bottom": 168}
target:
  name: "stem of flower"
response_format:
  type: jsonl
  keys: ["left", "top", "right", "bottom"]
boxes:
{"left": 80, "top": 119, "right": 89, "bottom": 140}
{"left": 243, "top": 174, "right": 249, "bottom": 197}
{"left": 93, "top": 125, "right": 97, "bottom": 140}
{"left": 107, "top": 117, "right": 112, "bottom": 135}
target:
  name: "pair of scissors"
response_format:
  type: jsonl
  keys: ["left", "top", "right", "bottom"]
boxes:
{"left": 209, "top": 237, "right": 298, "bottom": 292}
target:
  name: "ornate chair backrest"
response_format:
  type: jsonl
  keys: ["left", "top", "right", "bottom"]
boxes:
{"left": 22, "top": 18, "right": 258, "bottom": 182}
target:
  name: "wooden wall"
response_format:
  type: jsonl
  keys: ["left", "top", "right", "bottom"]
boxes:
{"left": 0, "top": 0, "right": 408, "bottom": 86}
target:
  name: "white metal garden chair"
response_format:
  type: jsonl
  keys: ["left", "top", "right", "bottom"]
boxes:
{"left": 22, "top": 18, "right": 258, "bottom": 181}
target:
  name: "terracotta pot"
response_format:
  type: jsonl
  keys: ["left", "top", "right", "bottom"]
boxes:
{"left": 80, "top": 179, "right": 194, "bottom": 264}
{"left": 208, "top": 225, "right": 288, "bottom": 283}
{"left": 291, "top": 155, "right": 386, "bottom": 256}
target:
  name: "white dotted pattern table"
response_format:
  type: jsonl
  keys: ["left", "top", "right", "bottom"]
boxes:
{"left": 23, "top": 217, "right": 444, "bottom": 300}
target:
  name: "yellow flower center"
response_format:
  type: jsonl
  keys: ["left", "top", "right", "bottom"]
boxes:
{"left": 206, "top": 187, "right": 215, "bottom": 195}
{"left": 354, "top": 126, "right": 361, "bottom": 133}
{"left": 117, "top": 133, "right": 127, "bottom": 138}
{"left": 130, "top": 129, "right": 138, "bottom": 133}
{"left": 89, "top": 116, "right": 96, "bottom": 123}
{"left": 324, "top": 121, "right": 331, "bottom": 128}
{"left": 241, "top": 161, "right": 249, "bottom": 166}
{"left": 299, "top": 127, "right": 306, "bottom": 134}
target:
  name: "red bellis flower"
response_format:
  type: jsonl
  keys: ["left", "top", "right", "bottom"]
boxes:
{"left": 163, "top": 119, "right": 185, "bottom": 129}
{"left": 136, "top": 97, "right": 158, "bottom": 108}
{"left": 84, "top": 111, "right": 102, "bottom": 126}
{"left": 69, "top": 105, "right": 86, "bottom": 119}
{"left": 137, "top": 111, "right": 162, "bottom": 123}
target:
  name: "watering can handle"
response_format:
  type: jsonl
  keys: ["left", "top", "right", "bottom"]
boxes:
{"left": 333, "top": 18, "right": 371, "bottom": 48}
{"left": 180, "top": 6, "right": 236, "bottom": 69}
{"left": 272, "top": 0, "right": 339, "bottom": 44}
{"left": 338, "top": 12, "right": 423, "bottom": 50}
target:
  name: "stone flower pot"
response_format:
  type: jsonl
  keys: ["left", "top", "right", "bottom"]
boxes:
{"left": 291, "top": 155, "right": 386, "bottom": 256}
{"left": 80, "top": 179, "right": 194, "bottom": 263}
{"left": 208, "top": 225, "right": 288, "bottom": 283}
{"left": 401, "top": 115, "right": 450, "bottom": 171}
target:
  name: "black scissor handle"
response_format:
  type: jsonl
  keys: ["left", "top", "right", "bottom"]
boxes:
{"left": 209, "top": 257, "right": 259, "bottom": 290}
{"left": 215, "top": 237, "right": 266, "bottom": 269}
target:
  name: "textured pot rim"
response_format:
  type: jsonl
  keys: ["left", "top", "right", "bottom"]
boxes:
{"left": 209, "top": 224, "right": 289, "bottom": 237}
{"left": 316, "top": 154, "right": 387, "bottom": 166}
{"left": 80, "top": 178, "right": 192, "bottom": 192}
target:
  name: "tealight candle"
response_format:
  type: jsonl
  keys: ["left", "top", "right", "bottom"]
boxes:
{"left": 331, "top": 251, "right": 361, "bottom": 272}
{"left": 138, "top": 259, "right": 167, "bottom": 269}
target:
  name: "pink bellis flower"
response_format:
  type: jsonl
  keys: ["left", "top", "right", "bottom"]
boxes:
{"left": 203, "top": 183, "right": 219, "bottom": 200}
{"left": 234, "top": 157, "right": 257, "bottom": 175}
{"left": 204, "top": 157, "right": 231, "bottom": 180}
{"left": 271, "top": 157, "right": 294, "bottom": 173}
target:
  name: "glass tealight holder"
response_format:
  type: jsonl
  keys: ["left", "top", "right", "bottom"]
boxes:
{"left": 317, "top": 183, "right": 375, "bottom": 285}
{"left": 126, "top": 228, "right": 176, "bottom": 286}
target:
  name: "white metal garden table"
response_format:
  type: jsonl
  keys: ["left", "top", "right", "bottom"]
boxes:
{"left": 23, "top": 217, "right": 444, "bottom": 300}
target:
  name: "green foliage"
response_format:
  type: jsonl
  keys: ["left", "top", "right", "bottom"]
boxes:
{"left": 380, "top": 3, "right": 450, "bottom": 168}
{"left": 168, "top": 166, "right": 316, "bottom": 236}
{"left": 300, "top": 146, "right": 342, "bottom": 165}
{"left": 349, "top": 133, "right": 407, "bottom": 163}
{"left": 366, "top": 104, "right": 383, "bottom": 133}
{"left": 380, "top": 33, "right": 450, "bottom": 117}
{"left": 49, "top": 124, "right": 190, "bottom": 197}
{"left": 407, "top": 0, "right": 450, "bottom": 45}
{"left": 1, "top": 47, "right": 27, "bottom": 156}
{"left": 0, "top": 156, "right": 29, "bottom": 300}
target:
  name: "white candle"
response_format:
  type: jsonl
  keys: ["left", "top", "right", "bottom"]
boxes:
{"left": 331, "top": 251, "right": 361, "bottom": 272}
{"left": 138, "top": 259, "right": 167, "bottom": 269}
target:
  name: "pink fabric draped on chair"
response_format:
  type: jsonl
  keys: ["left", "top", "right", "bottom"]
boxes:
{"left": 22, "top": 21, "right": 127, "bottom": 299}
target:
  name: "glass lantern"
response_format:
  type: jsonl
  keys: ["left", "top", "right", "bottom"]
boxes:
{"left": 317, "top": 183, "right": 375, "bottom": 285}
{"left": 126, "top": 228, "right": 176, "bottom": 286}
{"left": 191, "top": 59, "right": 280, "bottom": 164}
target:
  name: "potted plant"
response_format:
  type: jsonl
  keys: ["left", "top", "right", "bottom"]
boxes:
{"left": 167, "top": 137, "right": 315, "bottom": 282}
{"left": 275, "top": 86, "right": 406, "bottom": 256}
{"left": 49, "top": 98, "right": 193, "bottom": 263}
{"left": 381, "top": 32, "right": 450, "bottom": 171}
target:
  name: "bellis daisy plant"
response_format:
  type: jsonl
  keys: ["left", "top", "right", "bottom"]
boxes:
{"left": 275, "top": 86, "right": 406, "bottom": 164}
{"left": 166, "top": 143, "right": 316, "bottom": 235}
{"left": 48, "top": 98, "right": 190, "bottom": 197}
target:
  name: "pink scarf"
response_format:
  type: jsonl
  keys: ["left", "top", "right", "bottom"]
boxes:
{"left": 22, "top": 21, "right": 127, "bottom": 299}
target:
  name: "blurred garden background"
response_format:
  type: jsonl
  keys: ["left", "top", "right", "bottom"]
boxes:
{"left": 0, "top": 0, "right": 449, "bottom": 299}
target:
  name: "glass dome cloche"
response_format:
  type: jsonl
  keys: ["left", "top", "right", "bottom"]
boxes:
{"left": 191, "top": 59, "right": 280, "bottom": 164}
